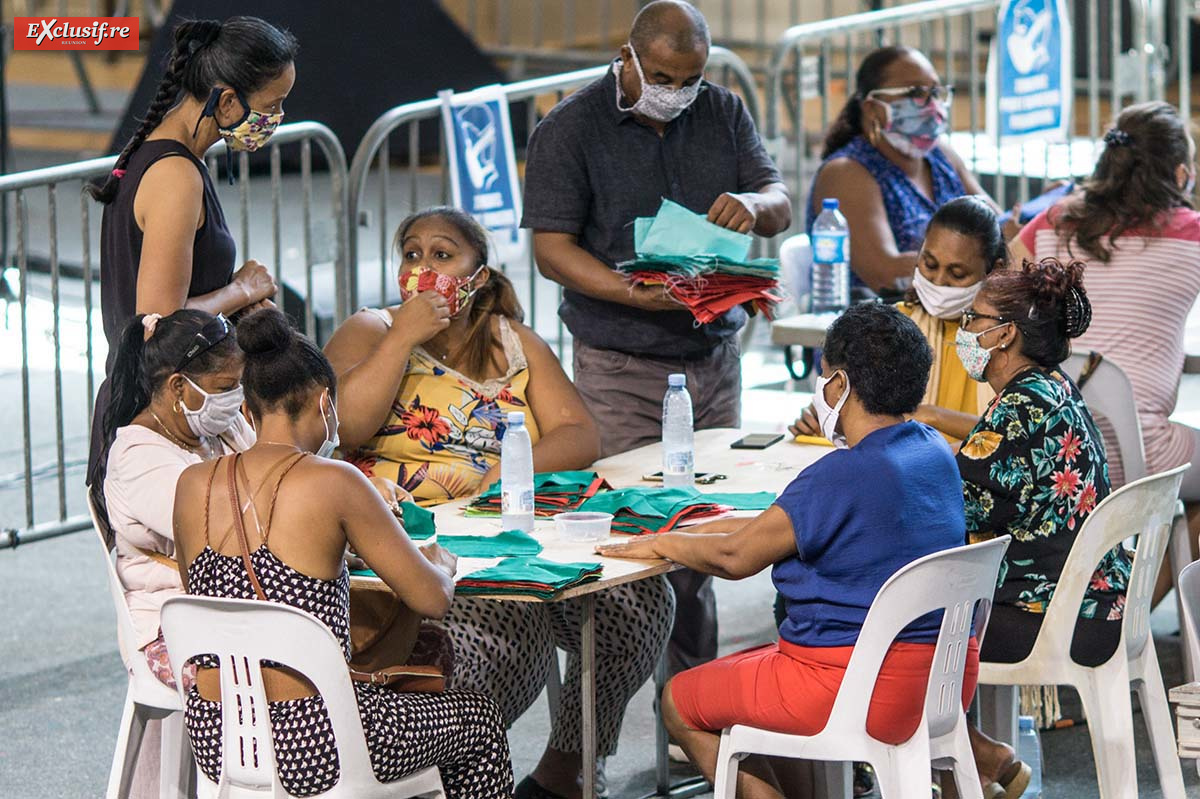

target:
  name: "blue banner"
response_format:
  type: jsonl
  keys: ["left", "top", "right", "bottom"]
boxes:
{"left": 440, "top": 86, "right": 526, "bottom": 263}
{"left": 987, "top": 0, "right": 1072, "bottom": 142}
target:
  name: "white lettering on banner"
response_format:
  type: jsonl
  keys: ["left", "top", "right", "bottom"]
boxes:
{"left": 474, "top": 192, "right": 503, "bottom": 211}
{"left": 998, "top": 89, "right": 1062, "bottom": 112}
{"left": 1013, "top": 73, "right": 1050, "bottom": 94}
{"left": 480, "top": 209, "right": 517, "bottom": 226}
{"left": 1010, "top": 108, "right": 1057, "bottom": 129}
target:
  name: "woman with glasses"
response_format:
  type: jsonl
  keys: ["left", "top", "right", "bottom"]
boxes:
{"left": 953, "top": 257, "right": 1125, "bottom": 796}
{"left": 811, "top": 46, "right": 1014, "bottom": 295}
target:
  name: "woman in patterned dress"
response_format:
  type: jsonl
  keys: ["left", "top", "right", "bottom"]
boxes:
{"left": 952, "top": 257, "right": 1124, "bottom": 798}
{"left": 172, "top": 308, "right": 512, "bottom": 798}
{"left": 324, "top": 207, "right": 674, "bottom": 798}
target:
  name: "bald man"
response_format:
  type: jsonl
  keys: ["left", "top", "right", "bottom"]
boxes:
{"left": 522, "top": 0, "right": 791, "bottom": 678}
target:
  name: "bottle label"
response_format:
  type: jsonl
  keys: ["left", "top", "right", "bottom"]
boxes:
{"left": 665, "top": 450, "right": 694, "bottom": 475}
{"left": 502, "top": 489, "right": 535, "bottom": 514}
{"left": 812, "top": 233, "right": 846, "bottom": 264}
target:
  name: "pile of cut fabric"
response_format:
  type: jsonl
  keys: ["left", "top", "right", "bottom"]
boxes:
{"left": 455, "top": 557, "right": 604, "bottom": 599}
{"left": 465, "top": 471, "right": 611, "bottom": 518}
{"left": 617, "top": 198, "right": 783, "bottom": 324}
{"left": 577, "top": 486, "right": 764, "bottom": 535}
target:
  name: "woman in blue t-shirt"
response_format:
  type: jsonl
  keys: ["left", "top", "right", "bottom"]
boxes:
{"left": 598, "top": 303, "right": 978, "bottom": 798}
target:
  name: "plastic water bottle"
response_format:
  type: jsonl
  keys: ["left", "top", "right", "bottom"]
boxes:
{"left": 1016, "top": 716, "right": 1044, "bottom": 798}
{"left": 810, "top": 198, "right": 850, "bottom": 313}
{"left": 662, "top": 374, "right": 694, "bottom": 488}
{"left": 501, "top": 411, "right": 535, "bottom": 533}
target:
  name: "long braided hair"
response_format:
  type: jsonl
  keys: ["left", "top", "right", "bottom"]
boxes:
{"left": 89, "top": 16, "right": 298, "bottom": 204}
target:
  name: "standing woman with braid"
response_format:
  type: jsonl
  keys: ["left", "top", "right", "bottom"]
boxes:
{"left": 86, "top": 16, "right": 298, "bottom": 497}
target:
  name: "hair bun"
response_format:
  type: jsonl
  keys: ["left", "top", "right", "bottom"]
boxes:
{"left": 236, "top": 307, "right": 293, "bottom": 357}
{"left": 174, "top": 19, "right": 222, "bottom": 54}
{"left": 1021, "top": 257, "right": 1091, "bottom": 338}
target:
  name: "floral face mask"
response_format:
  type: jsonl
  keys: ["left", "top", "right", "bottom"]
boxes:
{"left": 398, "top": 264, "right": 485, "bottom": 317}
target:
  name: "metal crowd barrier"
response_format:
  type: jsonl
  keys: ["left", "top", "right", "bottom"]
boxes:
{"left": 344, "top": 45, "right": 760, "bottom": 354}
{"left": 0, "top": 121, "right": 347, "bottom": 550}
{"left": 763, "top": 0, "right": 1184, "bottom": 227}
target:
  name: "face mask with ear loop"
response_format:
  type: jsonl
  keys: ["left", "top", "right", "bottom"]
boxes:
{"left": 812, "top": 370, "right": 850, "bottom": 449}
{"left": 316, "top": 389, "right": 339, "bottom": 459}
{"left": 193, "top": 86, "right": 284, "bottom": 185}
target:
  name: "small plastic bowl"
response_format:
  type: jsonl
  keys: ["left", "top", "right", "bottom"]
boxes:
{"left": 554, "top": 511, "right": 614, "bottom": 543}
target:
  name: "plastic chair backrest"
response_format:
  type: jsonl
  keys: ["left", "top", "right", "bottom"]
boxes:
{"left": 1177, "top": 560, "right": 1200, "bottom": 673}
{"left": 1028, "top": 466, "right": 1185, "bottom": 665}
{"left": 89, "top": 494, "right": 145, "bottom": 676}
{"left": 160, "top": 595, "right": 376, "bottom": 794}
{"left": 1060, "top": 352, "right": 1148, "bottom": 483}
{"left": 826, "top": 537, "right": 1010, "bottom": 741}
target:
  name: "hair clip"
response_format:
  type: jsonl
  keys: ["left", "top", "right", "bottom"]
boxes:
{"left": 111, "top": 168, "right": 126, "bottom": 179}
{"left": 142, "top": 313, "right": 163, "bottom": 337}
{"left": 1103, "top": 128, "right": 1132, "bottom": 147}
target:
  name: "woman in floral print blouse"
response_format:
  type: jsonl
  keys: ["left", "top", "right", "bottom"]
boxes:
{"left": 951, "top": 256, "right": 1127, "bottom": 796}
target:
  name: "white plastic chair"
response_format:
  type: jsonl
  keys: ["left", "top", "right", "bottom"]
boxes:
{"left": 978, "top": 466, "right": 1189, "bottom": 799}
{"left": 90, "top": 495, "right": 193, "bottom": 799}
{"left": 1062, "top": 351, "right": 1196, "bottom": 681}
{"left": 1177, "top": 560, "right": 1200, "bottom": 777}
{"left": 713, "top": 536, "right": 1011, "bottom": 799}
{"left": 160, "top": 595, "right": 446, "bottom": 799}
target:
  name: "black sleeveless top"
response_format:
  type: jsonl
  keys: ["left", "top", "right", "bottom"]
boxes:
{"left": 88, "top": 140, "right": 237, "bottom": 488}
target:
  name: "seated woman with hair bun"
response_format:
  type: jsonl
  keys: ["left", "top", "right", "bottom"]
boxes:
{"left": 172, "top": 308, "right": 512, "bottom": 799}
{"left": 954, "top": 257, "right": 1124, "bottom": 796}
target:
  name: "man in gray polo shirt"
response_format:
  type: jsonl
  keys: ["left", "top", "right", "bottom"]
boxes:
{"left": 522, "top": 0, "right": 790, "bottom": 675}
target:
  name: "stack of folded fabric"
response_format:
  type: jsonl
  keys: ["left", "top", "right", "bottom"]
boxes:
{"left": 465, "top": 471, "right": 611, "bottom": 518}
{"left": 617, "top": 199, "right": 783, "bottom": 324}
{"left": 578, "top": 486, "right": 730, "bottom": 535}
{"left": 437, "top": 528, "right": 543, "bottom": 558}
{"left": 455, "top": 556, "right": 604, "bottom": 599}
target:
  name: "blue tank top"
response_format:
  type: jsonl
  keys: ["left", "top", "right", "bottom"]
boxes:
{"left": 809, "top": 135, "right": 966, "bottom": 254}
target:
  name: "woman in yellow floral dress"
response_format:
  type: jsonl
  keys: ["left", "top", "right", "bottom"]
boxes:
{"left": 954, "top": 256, "right": 1126, "bottom": 798}
{"left": 324, "top": 206, "right": 675, "bottom": 798}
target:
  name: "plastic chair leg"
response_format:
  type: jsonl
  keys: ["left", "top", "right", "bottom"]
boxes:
{"left": 814, "top": 761, "right": 851, "bottom": 799}
{"left": 106, "top": 691, "right": 147, "bottom": 799}
{"left": 872, "top": 741, "right": 933, "bottom": 799}
{"left": 712, "top": 729, "right": 741, "bottom": 799}
{"left": 1132, "top": 649, "right": 1188, "bottom": 799}
{"left": 1075, "top": 661, "right": 1139, "bottom": 799}
{"left": 1169, "top": 508, "right": 1195, "bottom": 683}
{"left": 934, "top": 721, "right": 985, "bottom": 799}
{"left": 159, "top": 710, "right": 194, "bottom": 799}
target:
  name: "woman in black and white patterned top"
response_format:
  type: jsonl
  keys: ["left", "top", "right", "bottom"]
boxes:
{"left": 172, "top": 308, "right": 512, "bottom": 798}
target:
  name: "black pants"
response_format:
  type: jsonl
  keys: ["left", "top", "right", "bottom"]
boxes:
{"left": 980, "top": 605, "right": 1123, "bottom": 667}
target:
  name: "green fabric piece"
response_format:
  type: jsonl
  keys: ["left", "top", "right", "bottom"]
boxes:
{"left": 437, "top": 528, "right": 543, "bottom": 558}
{"left": 635, "top": 198, "right": 752, "bottom": 261}
{"left": 455, "top": 556, "right": 603, "bottom": 598}
{"left": 695, "top": 492, "right": 777, "bottom": 511}
{"left": 578, "top": 486, "right": 708, "bottom": 518}
{"left": 475, "top": 471, "right": 599, "bottom": 501}
{"left": 400, "top": 501, "right": 436, "bottom": 540}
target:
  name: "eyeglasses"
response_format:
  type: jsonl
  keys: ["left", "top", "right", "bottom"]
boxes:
{"left": 866, "top": 84, "right": 954, "bottom": 107}
{"left": 960, "top": 308, "right": 1010, "bottom": 328}
{"left": 176, "top": 314, "right": 232, "bottom": 372}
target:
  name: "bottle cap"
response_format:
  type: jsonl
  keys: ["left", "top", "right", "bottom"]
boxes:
{"left": 668, "top": 373, "right": 686, "bottom": 388}
{"left": 507, "top": 411, "right": 525, "bottom": 426}
{"left": 1018, "top": 716, "right": 1034, "bottom": 731}
{"left": 822, "top": 198, "right": 840, "bottom": 210}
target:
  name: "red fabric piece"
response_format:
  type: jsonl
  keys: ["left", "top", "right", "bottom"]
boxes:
{"left": 628, "top": 271, "right": 782, "bottom": 324}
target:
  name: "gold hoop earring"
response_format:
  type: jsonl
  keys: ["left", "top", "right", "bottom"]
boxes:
{"left": 173, "top": 399, "right": 183, "bottom": 414}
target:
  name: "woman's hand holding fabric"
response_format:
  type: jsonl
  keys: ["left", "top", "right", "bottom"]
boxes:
{"left": 388, "top": 290, "right": 451, "bottom": 345}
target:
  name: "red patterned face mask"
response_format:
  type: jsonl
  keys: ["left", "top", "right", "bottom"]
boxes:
{"left": 398, "top": 264, "right": 484, "bottom": 316}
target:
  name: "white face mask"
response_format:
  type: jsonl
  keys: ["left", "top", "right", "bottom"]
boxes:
{"left": 615, "top": 45, "right": 701, "bottom": 123}
{"left": 181, "top": 376, "right": 244, "bottom": 439}
{"left": 812, "top": 370, "right": 849, "bottom": 449}
{"left": 316, "top": 390, "right": 339, "bottom": 459}
{"left": 912, "top": 270, "right": 983, "bottom": 320}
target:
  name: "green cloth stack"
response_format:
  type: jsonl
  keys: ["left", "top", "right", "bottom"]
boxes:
{"left": 465, "top": 471, "right": 610, "bottom": 517}
{"left": 455, "top": 556, "right": 603, "bottom": 599}
{"left": 437, "top": 528, "right": 543, "bottom": 558}
{"left": 578, "top": 487, "right": 776, "bottom": 535}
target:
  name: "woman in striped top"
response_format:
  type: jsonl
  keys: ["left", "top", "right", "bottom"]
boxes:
{"left": 1014, "top": 101, "right": 1200, "bottom": 599}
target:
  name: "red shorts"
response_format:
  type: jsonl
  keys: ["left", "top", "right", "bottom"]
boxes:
{"left": 671, "top": 637, "right": 980, "bottom": 746}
